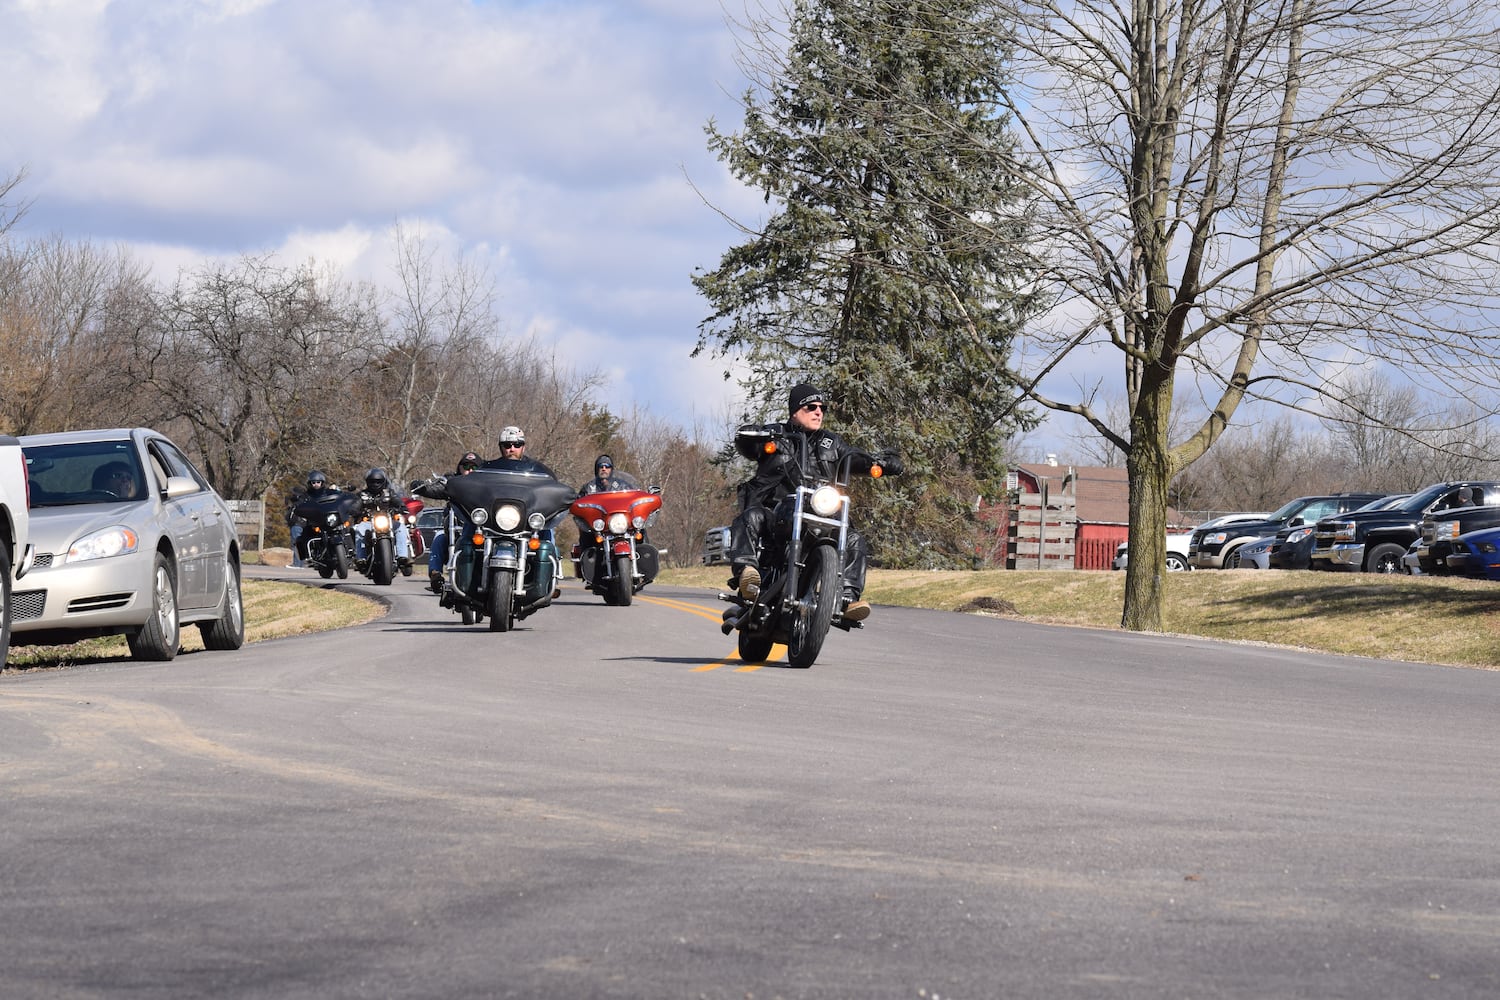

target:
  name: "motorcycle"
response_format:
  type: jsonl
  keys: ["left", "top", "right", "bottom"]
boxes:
{"left": 293, "top": 488, "right": 360, "bottom": 580}
{"left": 352, "top": 488, "right": 411, "bottom": 586}
{"left": 719, "top": 434, "right": 891, "bottom": 668}
{"left": 421, "top": 467, "right": 576, "bottom": 631}
{"left": 402, "top": 496, "right": 426, "bottom": 565}
{"left": 569, "top": 486, "right": 663, "bottom": 605}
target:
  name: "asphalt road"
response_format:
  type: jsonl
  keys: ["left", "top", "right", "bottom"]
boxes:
{"left": 3, "top": 568, "right": 1498, "bottom": 999}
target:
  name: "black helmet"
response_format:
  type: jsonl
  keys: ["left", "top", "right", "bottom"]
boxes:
{"left": 364, "top": 468, "right": 389, "bottom": 491}
{"left": 307, "top": 470, "right": 328, "bottom": 490}
{"left": 595, "top": 454, "right": 613, "bottom": 474}
{"left": 457, "top": 451, "right": 480, "bottom": 473}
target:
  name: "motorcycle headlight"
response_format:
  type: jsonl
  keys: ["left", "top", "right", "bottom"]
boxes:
{"left": 631, "top": 515, "right": 646, "bottom": 530}
{"left": 591, "top": 518, "right": 605, "bottom": 532}
{"left": 494, "top": 505, "right": 522, "bottom": 531}
{"left": 528, "top": 512, "right": 546, "bottom": 530}
{"left": 325, "top": 513, "right": 338, "bottom": 526}
{"left": 608, "top": 512, "right": 629, "bottom": 534}
{"left": 372, "top": 512, "right": 392, "bottom": 532}
{"left": 810, "top": 485, "right": 843, "bottom": 517}
{"left": 67, "top": 526, "right": 140, "bottom": 563}
{"left": 471, "top": 507, "right": 489, "bottom": 526}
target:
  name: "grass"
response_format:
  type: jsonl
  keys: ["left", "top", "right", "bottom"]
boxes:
{"left": 7, "top": 565, "right": 1496, "bottom": 672}
{"left": 661, "top": 565, "right": 1500, "bottom": 671}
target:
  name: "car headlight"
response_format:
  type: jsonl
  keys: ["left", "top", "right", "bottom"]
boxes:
{"left": 608, "top": 512, "right": 629, "bottom": 534}
{"left": 1477, "top": 541, "right": 1499, "bottom": 554}
{"left": 1287, "top": 527, "right": 1312, "bottom": 543}
{"left": 1206, "top": 531, "right": 1229, "bottom": 545}
{"left": 810, "top": 485, "right": 843, "bottom": 517}
{"left": 1436, "top": 522, "right": 1461, "bottom": 541}
{"left": 494, "top": 505, "right": 522, "bottom": 531}
{"left": 68, "top": 526, "right": 140, "bottom": 563}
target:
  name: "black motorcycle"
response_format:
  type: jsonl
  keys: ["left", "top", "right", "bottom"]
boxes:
{"left": 353, "top": 489, "right": 405, "bottom": 586}
{"left": 720, "top": 436, "right": 891, "bottom": 668}
{"left": 294, "top": 489, "right": 360, "bottom": 580}
{"left": 419, "top": 467, "right": 576, "bottom": 631}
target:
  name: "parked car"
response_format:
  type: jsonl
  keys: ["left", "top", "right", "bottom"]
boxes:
{"left": 1400, "top": 538, "right": 1423, "bottom": 575}
{"left": 1, "top": 434, "right": 35, "bottom": 668}
{"left": 414, "top": 505, "right": 447, "bottom": 550}
{"left": 1112, "top": 531, "right": 1193, "bottom": 571}
{"left": 1311, "top": 481, "right": 1500, "bottom": 573}
{"left": 1190, "top": 494, "right": 1387, "bottom": 569}
{"left": 702, "top": 525, "right": 733, "bottom": 566}
{"left": 1441, "top": 526, "right": 1500, "bottom": 580}
{"left": 10, "top": 427, "right": 244, "bottom": 661}
{"left": 1227, "top": 534, "right": 1276, "bottom": 569}
{"left": 1268, "top": 494, "right": 1412, "bottom": 570}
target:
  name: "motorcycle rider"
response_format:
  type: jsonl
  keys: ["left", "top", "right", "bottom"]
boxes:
{"left": 296, "top": 470, "right": 338, "bottom": 564}
{"left": 580, "top": 454, "right": 640, "bottom": 494}
{"left": 483, "top": 425, "right": 558, "bottom": 477}
{"left": 353, "top": 467, "right": 414, "bottom": 570}
{"left": 427, "top": 451, "right": 480, "bottom": 592}
{"left": 573, "top": 454, "right": 645, "bottom": 551}
{"left": 728, "top": 383, "right": 901, "bottom": 624}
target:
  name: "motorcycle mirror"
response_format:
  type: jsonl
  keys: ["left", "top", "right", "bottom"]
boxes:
{"left": 409, "top": 480, "right": 424, "bottom": 492}
{"left": 649, "top": 486, "right": 662, "bottom": 495}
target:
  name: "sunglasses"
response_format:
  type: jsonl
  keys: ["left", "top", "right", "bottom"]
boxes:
{"left": 598, "top": 464, "right": 612, "bottom": 470}
{"left": 800, "top": 402, "right": 826, "bottom": 412}
{"left": 502, "top": 442, "right": 525, "bottom": 449}
{"left": 459, "top": 463, "right": 477, "bottom": 471}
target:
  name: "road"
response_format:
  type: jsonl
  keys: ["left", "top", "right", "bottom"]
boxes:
{"left": 3, "top": 568, "right": 1498, "bottom": 999}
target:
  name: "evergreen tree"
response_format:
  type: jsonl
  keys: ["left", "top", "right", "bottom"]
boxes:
{"left": 693, "top": 0, "right": 1038, "bottom": 565}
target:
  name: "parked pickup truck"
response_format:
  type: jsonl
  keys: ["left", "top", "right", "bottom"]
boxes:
{"left": 1310, "top": 481, "right": 1500, "bottom": 574}
{"left": 1415, "top": 494, "right": 1500, "bottom": 574}
{"left": 1188, "top": 494, "right": 1385, "bottom": 570}
{"left": 1, "top": 434, "right": 36, "bottom": 667}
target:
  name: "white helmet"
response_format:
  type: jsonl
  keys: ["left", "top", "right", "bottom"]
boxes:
{"left": 498, "top": 425, "right": 525, "bottom": 447}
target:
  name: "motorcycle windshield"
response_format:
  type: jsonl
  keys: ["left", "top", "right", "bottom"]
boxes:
{"left": 571, "top": 488, "right": 661, "bottom": 519}
{"left": 446, "top": 468, "right": 576, "bottom": 522}
{"left": 294, "top": 491, "right": 362, "bottom": 523}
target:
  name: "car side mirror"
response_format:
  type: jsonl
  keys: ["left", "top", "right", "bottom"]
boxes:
{"left": 1288, "top": 516, "right": 1304, "bottom": 527}
{"left": 163, "top": 475, "right": 198, "bottom": 499}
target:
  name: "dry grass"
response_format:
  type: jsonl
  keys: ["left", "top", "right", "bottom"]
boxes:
{"left": 662, "top": 565, "right": 1500, "bottom": 670}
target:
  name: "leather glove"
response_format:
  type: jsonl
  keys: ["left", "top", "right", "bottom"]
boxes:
{"left": 875, "top": 450, "right": 904, "bottom": 477}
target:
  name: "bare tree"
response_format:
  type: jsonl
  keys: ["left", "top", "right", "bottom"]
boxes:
{"left": 131, "top": 255, "right": 380, "bottom": 498}
{"left": 993, "top": 0, "right": 1500, "bottom": 628}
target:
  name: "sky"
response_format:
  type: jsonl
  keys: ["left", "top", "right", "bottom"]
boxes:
{"left": 2, "top": 0, "right": 780, "bottom": 435}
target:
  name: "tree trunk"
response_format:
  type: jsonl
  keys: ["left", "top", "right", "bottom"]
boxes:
{"left": 1122, "top": 376, "right": 1174, "bottom": 631}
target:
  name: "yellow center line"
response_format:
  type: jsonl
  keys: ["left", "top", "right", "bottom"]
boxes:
{"left": 638, "top": 594, "right": 786, "bottom": 671}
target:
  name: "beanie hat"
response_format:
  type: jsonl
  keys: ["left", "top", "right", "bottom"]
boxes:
{"left": 788, "top": 383, "right": 826, "bottom": 414}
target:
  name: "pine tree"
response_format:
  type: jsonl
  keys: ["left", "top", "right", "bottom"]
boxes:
{"left": 693, "top": 0, "right": 1038, "bottom": 565}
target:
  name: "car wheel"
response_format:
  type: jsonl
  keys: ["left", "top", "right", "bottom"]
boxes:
{"left": 199, "top": 557, "right": 246, "bottom": 650}
{"left": 127, "top": 554, "right": 180, "bottom": 661}
{"left": 1366, "top": 543, "right": 1407, "bottom": 574}
{"left": 1165, "top": 553, "right": 1189, "bottom": 572}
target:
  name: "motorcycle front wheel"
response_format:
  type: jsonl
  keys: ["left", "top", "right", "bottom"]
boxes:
{"left": 334, "top": 542, "right": 350, "bottom": 580}
{"left": 610, "top": 554, "right": 633, "bottom": 606}
{"left": 488, "top": 567, "right": 517, "bottom": 632}
{"left": 372, "top": 536, "right": 395, "bottom": 585}
{"left": 787, "top": 545, "right": 839, "bottom": 669}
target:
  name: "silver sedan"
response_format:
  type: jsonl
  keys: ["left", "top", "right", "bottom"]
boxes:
{"left": 11, "top": 427, "right": 245, "bottom": 661}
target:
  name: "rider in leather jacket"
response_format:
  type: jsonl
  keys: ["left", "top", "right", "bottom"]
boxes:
{"left": 728, "top": 383, "right": 902, "bottom": 623}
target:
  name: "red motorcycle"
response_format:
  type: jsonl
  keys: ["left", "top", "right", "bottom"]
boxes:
{"left": 569, "top": 487, "right": 663, "bottom": 605}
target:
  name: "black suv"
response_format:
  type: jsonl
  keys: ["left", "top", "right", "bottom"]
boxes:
{"left": 1188, "top": 493, "right": 1387, "bottom": 570}
{"left": 1310, "top": 481, "right": 1500, "bottom": 573}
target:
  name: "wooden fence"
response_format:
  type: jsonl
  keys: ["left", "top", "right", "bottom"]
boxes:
{"left": 1006, "top": 491, "right": 1077, "bottom": 570}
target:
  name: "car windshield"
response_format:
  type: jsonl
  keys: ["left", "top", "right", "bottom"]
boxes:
{"left": 1266, "top": 498, "right": 1311, "bottom": 521}
{"left": 24, "top": 441, "right": 146, "bottom": 507}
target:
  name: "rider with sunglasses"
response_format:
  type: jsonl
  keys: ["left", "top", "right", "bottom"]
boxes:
{"left": 727, "top": 383, "right": 901, "bottom": 623}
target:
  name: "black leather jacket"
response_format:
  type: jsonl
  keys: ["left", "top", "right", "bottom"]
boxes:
{"left": 735, "top": 422, "right": 883, "bottom": 511}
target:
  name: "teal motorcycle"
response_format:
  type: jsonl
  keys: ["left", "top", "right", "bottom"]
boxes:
{"left": 420, "top": 467, "right": 575, "bottom": 631}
